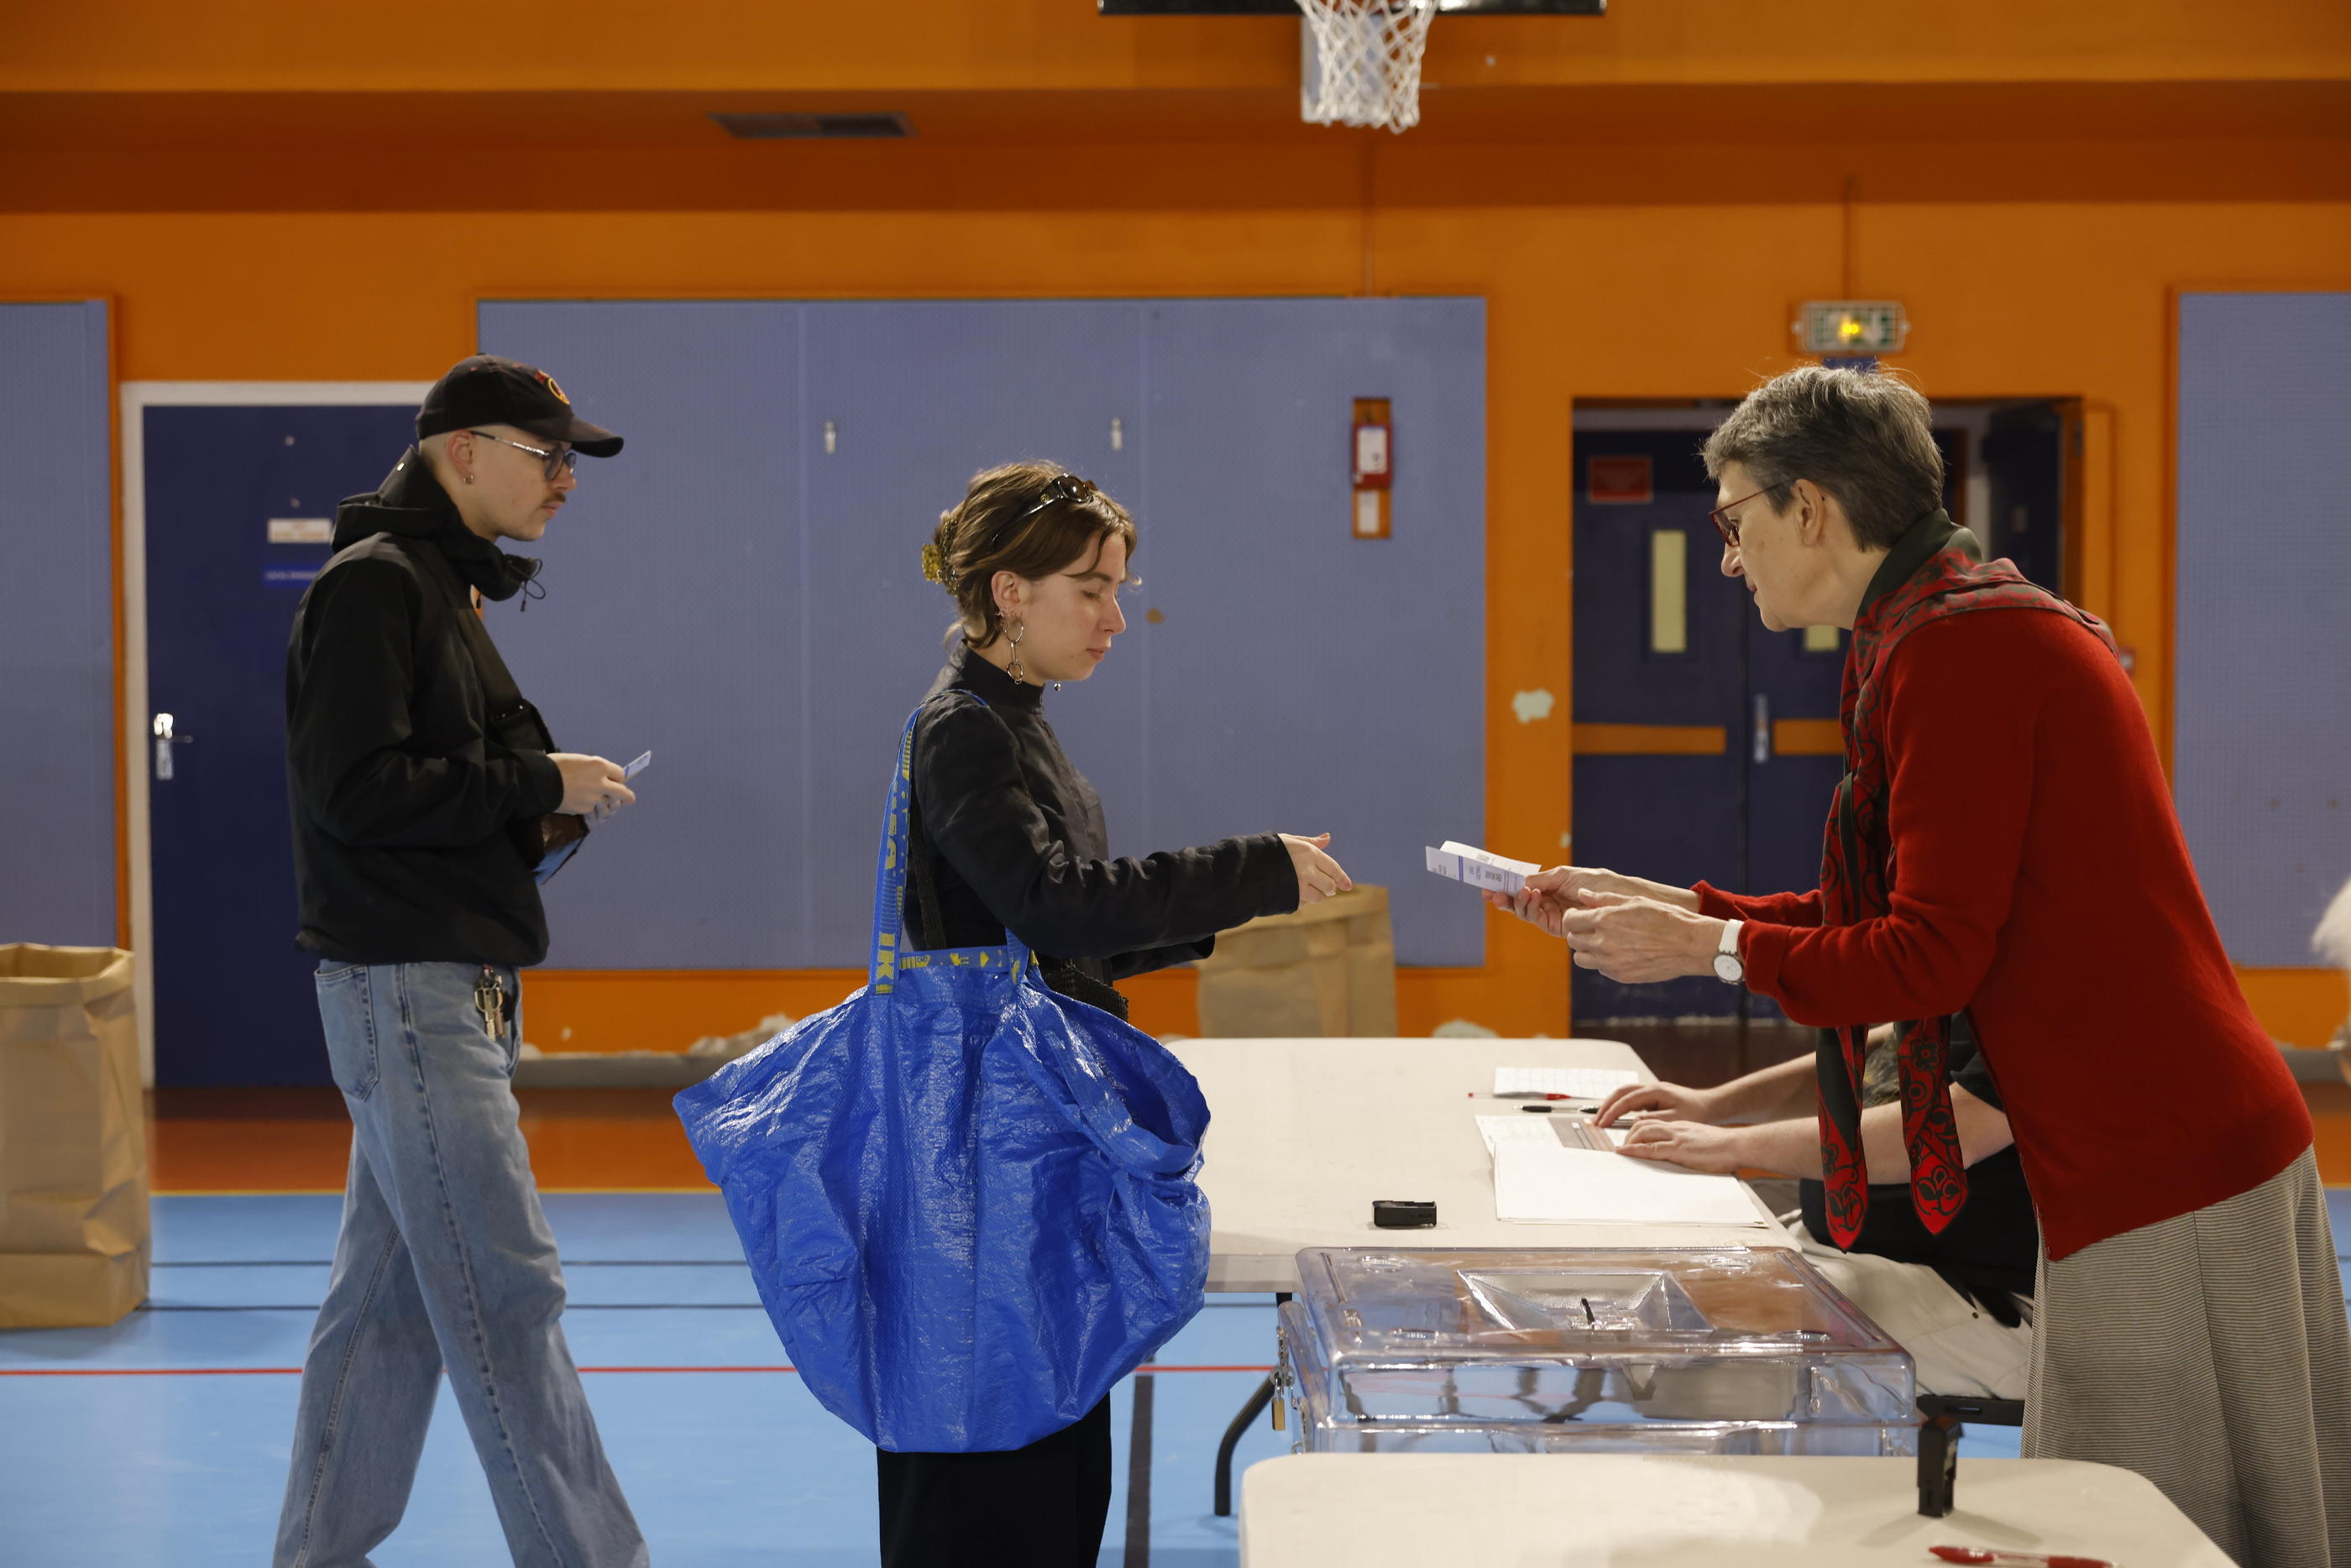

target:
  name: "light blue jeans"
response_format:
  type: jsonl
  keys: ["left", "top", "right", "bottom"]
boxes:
{"left": 275, "top": 960, "right": 647, "bottom": 1568}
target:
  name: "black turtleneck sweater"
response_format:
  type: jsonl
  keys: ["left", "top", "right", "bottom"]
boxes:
{"left": 908, "top": 642, "right": 1300, "bottom": 997}
{"left": 285, "top": 450, "right": 564, "bottom": 967}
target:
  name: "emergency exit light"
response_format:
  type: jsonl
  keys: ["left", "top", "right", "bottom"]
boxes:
{"left": 1795, "top": 301, "right": 1909, "bottom": 355}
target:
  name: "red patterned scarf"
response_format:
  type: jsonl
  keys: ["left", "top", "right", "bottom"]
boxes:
{"left": 1815, "top": 511, "right": 2117, "bottom": 1247}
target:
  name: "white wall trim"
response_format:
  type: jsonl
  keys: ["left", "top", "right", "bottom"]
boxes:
{"left": 120, "top": 381, "right": 431, "bottom": 1086}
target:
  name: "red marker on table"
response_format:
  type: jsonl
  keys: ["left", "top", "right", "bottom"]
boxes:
{"left": 1929, "top": 1548, "right": 2113, "bottom": 1568}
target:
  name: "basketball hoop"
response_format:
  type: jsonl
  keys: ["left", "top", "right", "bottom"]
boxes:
{"left": 1298, "top": 0, "right": 1441, "bottom": 133}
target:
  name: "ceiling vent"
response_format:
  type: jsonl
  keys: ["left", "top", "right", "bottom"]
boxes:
{"left": 712, "top": 112, "right": 914, "bottom": 140}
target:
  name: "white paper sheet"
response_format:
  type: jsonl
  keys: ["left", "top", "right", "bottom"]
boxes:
{"left": 1425, "top": 841, "right": 1540, "bottom": 895}
{"left": 1475, "top": 1114, "right": 1565, "bottom": 1152}
{"left": 1492, "top": 1140, "right": 1767, "bottom": 1227}
{"left": 1477, "top": 1114, "right": 1633, "bottom": 1155}
{"left": 1492, "top": 1065, "right": 1640, "bottom": 1100}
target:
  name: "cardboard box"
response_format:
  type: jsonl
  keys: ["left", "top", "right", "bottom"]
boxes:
{"left": 1196, "top": 886, "right": 1398, "bottom": 1038}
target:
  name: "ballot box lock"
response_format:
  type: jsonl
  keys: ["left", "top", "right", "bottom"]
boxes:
{"left": 1371, "top": 1200, "right": 1437, "bottom": 1229}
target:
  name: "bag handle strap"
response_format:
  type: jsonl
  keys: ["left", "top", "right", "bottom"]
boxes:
{"left": 869, "top": 709, "right": 1030, "bottom": 995}
{"left": 870, "top": 708, "right": 1195, "bottom": 1176}
{"left": 1003, "top": 1023, "right": 1200, "bottom": 1178}
{"left": 904, "top": 784, "right": 947, "bottom": 953}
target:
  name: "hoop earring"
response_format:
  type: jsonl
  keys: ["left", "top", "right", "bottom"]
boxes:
{"left": 1004, "top": 617, "right": 1029, "bottom": 686}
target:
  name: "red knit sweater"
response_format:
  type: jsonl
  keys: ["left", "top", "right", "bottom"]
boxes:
{"left": 1696, "top": 608, "right": 2308, "bottom": 1261}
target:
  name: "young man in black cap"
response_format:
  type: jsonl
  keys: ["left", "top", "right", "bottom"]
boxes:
{"left": 275, "top": 355, "right": 647, "bottom": 1568}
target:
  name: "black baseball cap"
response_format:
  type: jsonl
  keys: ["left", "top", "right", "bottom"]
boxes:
{"left": 416, "top": 354, "right": 623, "bottom": 457}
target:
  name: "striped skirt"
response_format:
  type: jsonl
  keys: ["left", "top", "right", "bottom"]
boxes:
{"left": 2025, "top": 1147, "right": 2351, "bottom": 1566}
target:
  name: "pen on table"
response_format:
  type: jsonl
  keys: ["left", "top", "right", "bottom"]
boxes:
{"left": 1469, "top": 1091, "right": 1579, "bottom": 1100}
{"left": 1929, "top": 1548, "right": 2113, "bottom": 1568}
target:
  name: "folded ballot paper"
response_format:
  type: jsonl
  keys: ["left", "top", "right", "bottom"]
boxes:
{"left": 1491, "top": 1140, "right": 1768, "bottom": 1228}
{"left": 1425, "top": 840, "right": 1539, "bottom": 895}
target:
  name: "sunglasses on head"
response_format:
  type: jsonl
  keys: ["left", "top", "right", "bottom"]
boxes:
{"left": 1017, "top": 473, "right": 1099, "bottom": 522}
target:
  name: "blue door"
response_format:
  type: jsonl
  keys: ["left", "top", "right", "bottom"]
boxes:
{"left": 1570, "top": 426, "right": 1981, "bottom": 1027}
{"left": 144, "top": 402, "right": 419, "bottom": 1085}
{"left": 1570, "top": 431, "right": 1760, "bottom": 1023}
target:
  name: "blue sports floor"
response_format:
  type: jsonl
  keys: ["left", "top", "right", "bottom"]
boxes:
{"left": 24, "top": 1189, "right": 2328, "bottom": 1567}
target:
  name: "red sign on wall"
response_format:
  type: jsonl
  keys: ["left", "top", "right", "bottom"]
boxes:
{"left": 1586, "top": 455, "right": 1654, "bottom": 505}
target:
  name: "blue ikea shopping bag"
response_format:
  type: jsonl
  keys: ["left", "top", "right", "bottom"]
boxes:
{"left": 673, "top": 711, "right": 1212, "bottom": 1453}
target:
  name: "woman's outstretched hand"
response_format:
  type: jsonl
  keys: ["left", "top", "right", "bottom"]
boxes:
{"left": 1280, "top": 833, "right": 1354, "bottom": 905}
{"left": 1484, "top": 864, "right": 1698, "bottom": 936}
{"left": 1559, "top": 891, "right": 1723, "bottom": 983}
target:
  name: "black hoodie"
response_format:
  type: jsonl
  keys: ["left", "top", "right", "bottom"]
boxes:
{"left": 285, "top": 450, "right": 564, "bottom": 967}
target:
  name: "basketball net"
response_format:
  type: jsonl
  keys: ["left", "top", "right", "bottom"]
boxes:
{"left": 1298, "top": 0, "right": 1441, "bottom": 134}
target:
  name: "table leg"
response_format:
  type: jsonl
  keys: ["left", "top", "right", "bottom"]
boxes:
{"left": 1212, "top": 1374, "right": 1275, "bottom": 1518}
{"left": 1124, "top": 1372, "right": 1155, "bottom": 1565}
{"left": 1214, "top": 1289, "right": 1294, "bottom": 1518}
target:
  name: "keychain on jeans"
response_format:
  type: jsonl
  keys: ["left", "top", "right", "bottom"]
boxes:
{"left": 474, "top": 967, "right": 507, "bottom": 1042}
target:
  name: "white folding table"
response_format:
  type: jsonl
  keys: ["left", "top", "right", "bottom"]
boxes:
{"left": 1166, "top": 1036, "right": 1792, "bottom": 1512}
{"left": 1238, "top": 1454, "right": 2228, "bottom": 1565}
{"left": 1170, "top": 1036, "right": 1790, "bottom": 1295}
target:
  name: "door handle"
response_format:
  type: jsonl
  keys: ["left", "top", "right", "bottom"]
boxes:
{"left": 1751, "top": 693, "right": 1771, "bottom": 765}
{"left": 153, "top": 713, "right": 194, "bottom": 781}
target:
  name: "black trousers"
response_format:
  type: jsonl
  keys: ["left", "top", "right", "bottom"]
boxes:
{"left": 876, "top": 1397, "right": 1114, "bottom": 1567}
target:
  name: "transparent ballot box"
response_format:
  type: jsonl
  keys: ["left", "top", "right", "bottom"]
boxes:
{"left": 1275, "top": 1247, "right": 1917, "bottom": 1456}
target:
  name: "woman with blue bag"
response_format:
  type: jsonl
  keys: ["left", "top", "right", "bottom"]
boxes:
{"left": 676, "top": 462, "right": 1350, "bottom": 1567}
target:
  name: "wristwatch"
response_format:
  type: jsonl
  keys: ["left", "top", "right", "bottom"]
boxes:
{"left": 1712, "top": 919, "right": 1746, "bottom": 985}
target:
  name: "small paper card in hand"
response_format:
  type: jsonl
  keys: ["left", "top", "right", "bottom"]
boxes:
{"left": 1424, "top": 840, "right": 1537, "bottom": 895}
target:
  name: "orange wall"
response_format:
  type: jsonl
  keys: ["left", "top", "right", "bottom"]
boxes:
{"left": 8, "top": 193, "right": 2343, "bottom": 1045}
{"left": 7, "top": 0, "right": 2345, "bottom": 92}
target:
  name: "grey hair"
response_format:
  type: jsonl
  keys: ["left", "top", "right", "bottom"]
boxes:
{"left": 1699, "top": 365, "right": 1945, "bottom": 551}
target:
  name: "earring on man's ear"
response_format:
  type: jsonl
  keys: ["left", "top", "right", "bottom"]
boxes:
{"left": 1005, "top": 617, "right": 1029, "bottom": 686}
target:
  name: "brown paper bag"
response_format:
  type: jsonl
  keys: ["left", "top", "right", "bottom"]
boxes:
{"left": 0, "top": 944, "right": 149, "bottom": 1327}
{"left": 1195, "top": 885, "right": 1399, "bottom": 1038}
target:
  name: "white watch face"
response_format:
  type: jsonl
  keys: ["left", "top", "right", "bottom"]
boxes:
{"left": 1713, "top": 952, "right": 1744, "bottom": 984}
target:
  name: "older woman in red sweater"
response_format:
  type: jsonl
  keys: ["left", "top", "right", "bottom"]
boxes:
{"left": 1511, "top": 367, "right": 2351, "bottom": 1566}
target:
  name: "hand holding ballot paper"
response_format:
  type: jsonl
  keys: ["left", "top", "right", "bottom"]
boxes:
{"left": 1427, "top": 844, "right": 1694, "bottom": 925}
{"left": 1428, "top": 847, "right": 1730, "bottom": 985}
{"left": 1423, "top": 840, "right": 1536, "bottom": 894}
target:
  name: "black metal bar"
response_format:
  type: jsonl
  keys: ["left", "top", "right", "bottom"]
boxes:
{"left": 1212, "top": 1375, "right": 1275, "bottom": 1518}
{"left": 1917, "top": 1393, "right": 2024, "bottom": 1427}
{"left": 1124, "top": 1373, "right": 1155, "bottom": 1567}
{"left": 1917, "top": 1412, "right": 1961, "bottom": 1518}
